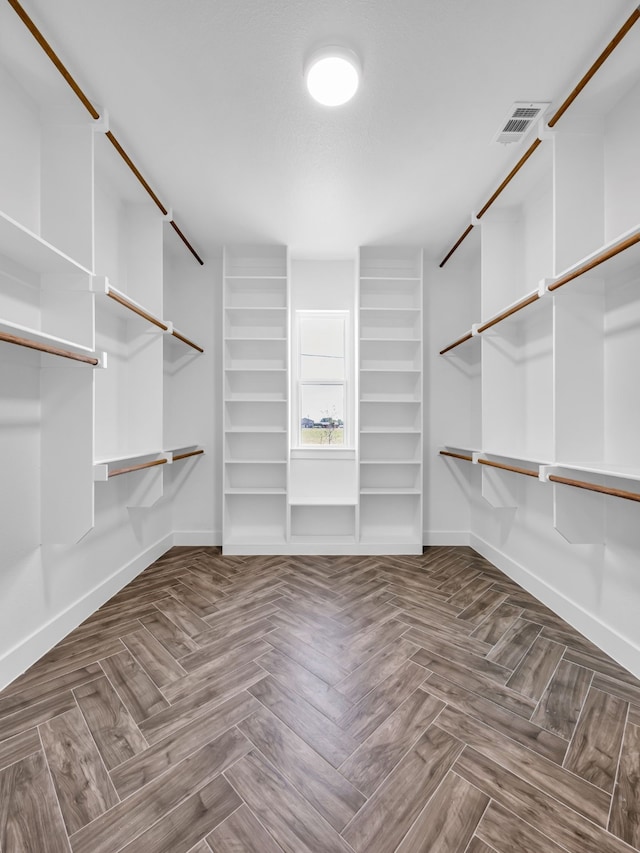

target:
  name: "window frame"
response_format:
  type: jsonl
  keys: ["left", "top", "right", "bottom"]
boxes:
{"left": 293, "top": 309, "right": 352, "bottom": 450}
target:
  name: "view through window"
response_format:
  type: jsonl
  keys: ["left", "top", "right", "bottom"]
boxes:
{"left": 297, "top": 312, "right": 347, "bottom": 446}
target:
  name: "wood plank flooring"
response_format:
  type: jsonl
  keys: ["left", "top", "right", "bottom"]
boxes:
{"left": 1, "top": 546, "right": 640, "bottom": 852}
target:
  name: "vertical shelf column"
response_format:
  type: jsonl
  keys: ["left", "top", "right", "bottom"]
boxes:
{"left": 222, "top": 245, "right": 289, "bottom": 553}
{"left": 358, "top": 246, "right": 423, "bottom": 554}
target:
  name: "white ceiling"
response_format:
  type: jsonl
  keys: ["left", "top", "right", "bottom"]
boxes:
{"left": 2, "top": 0, "right": 638, "bottom": 263}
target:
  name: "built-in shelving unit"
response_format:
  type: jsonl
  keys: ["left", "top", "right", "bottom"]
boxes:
{"left": 222, "top": 246, "right": 289, "bottom": 552}
{"left": 359, "top": 247, "right": 424, "bottom": 553}
{"left": 439, "top": 17, "right": 640, "bottom": 547}
{"left": 0, "top": 22, "right": 204, "bottom": 563}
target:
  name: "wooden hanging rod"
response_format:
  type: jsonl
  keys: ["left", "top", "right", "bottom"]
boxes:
{"left": 106, "top": 288, "right": 168, "bottom": 330}
{"left": 8, "top": 0, "right": 204, "bottom": 266}
{"left": 108, "top": 458, "right": 167, "bottom": 478}
{"left": 439, "top": 331, "right": 474, "bottom": 356}
{"left": 440, "top": 228, "right": 640, "bottom": 352}
{"left": 172, "top": 330, "right": 204, "bottom": 353}
{"left": 438, "top": 7, "right": 640, "bottom": 267}
{"left": 549, "top": 474, "right": 640, "bottom": 504}
{"left": 477, "top": 292, "right": 540, "bottom": 334}
{"left": 440, "top": 450, "right": 473, "bottom": 462}
{"left": 478, "top": 458, "right": 539, "bottom": 478}
{"left": 173, "top": 449, "right": 205, "bottom": 462}
{"left": 548, "top": 231, "right": 640, "bottom": 292}
{"left": 547, "top": 6, "right": 640, "bottom": 127}
{"left": 0, "top": 330, "right": 99, "bottom": 365}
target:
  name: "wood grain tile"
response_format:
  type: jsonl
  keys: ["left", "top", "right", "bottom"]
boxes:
{"left": 248, "top": 676, "right": 358, "bottom": 768}
{"left": 531, "top": 659, "right": 593, "bottom": 740}
{"left": 485, "top": 617, "right": 541, "bottom": 670}
{"left": 456, "top": 589, "right": 507, "bottom": 626}
{"left": 3, "top": 547, "right": 640, "bottom": 853}
{"left": 421, "top": 673, "right": 567, "bottom": 764}
{"left": 139, "top": 610, "right": 200, "bottom": 658}
{"left": 224, "top": 749, "right": 353, "bottom": 853}
{"left": 342, "top": 725, "right": 464, "bottom": 853}
{"left": 265, "top": 628, "right": 351, "bottom": 685}
{"left": 471, "top": 602, "right": 522, "bottom": 645}
{"left": 99, "top": 650, "right": 168, "bottom": 723}
{"left": 593, "top": 672, "right": 640, "bottom": 706}
{"left": 111, "top": 692, "right": 259, "bottom": 798}
{"left": 610, "top": 722, "right": 640, "bottom": 848}
{"left": 563, "top": 648, "right": 640, "bottom": 688}
{"left": 167, "top": 581, "right": 224, "bottom": 617}
{"left": 122, "top": 627, "right": 187, "bottom": 688}
{"left": 0, "top": 751, "right": 70, "bottom": 853}
{"left": 117, "top": 774, "right": 241, "bottom": 853}
{"left": 563, "top": 687, "right": 628, "bottom": 794}
{"left": 339, "top": 689, "right": 445, "bottom": 796}
{"left": 476, "top": 801, "right": 569, "bottom": 853}
{"left": 335, "top": 636, "right": 421, "bottom": 703}
{"left": 164, "top": 639, "right": 271, "bottom": 704}
{"left": 70, "top": 730, "right": 249, "bottom": 853}
{"left": 73, "top": 676, "right": 147, "bottom": 770}
{"left": 395, "top": 769, "right": 489, "bottom": 853}
{"left": 205, "top": 803, "right": 282, "bottom": 853}
{"left": 0, "top": 663, "right": 102, "bottom": 720}
{"left": 506, "top": 636, "right": 565, "bottom": 701}
{"left": 437, "top": 705, "right": 610, "bottom": 825}
{"left": 256, "top": 647, "right": 353, "bottom": 723}
{"left": 39, "top": 706, "right": 118, "bottom": 834}
{"left": 153, "top": 596, "right": 212, "bottom": 637}
{"left": 1, "top": 636, "right": 124, "bottom": 698}
{"left": 186, "top": 618, "right": 275, "bottom": 665}
{"left": 411, "top": 649, "right": 534, "bottom": 717}
{"left": 0, "top": 689, "right": 76, "bottom": 743}
{"left": 0, "top": 728, "right": 40, "bottom": 772}
{"left": 238, "top": 706, "right": 365, "bottom": 831}
{"left": 140, "top": 662, "right": 266, "bottom": 745}
{"left": 446, "top": 577, "right": 496, "bottom": 612}
{"left": 456, "top": 746, "right": 635, "bottom": 853}
{"left": 340, "top": 659, "right": 427, "bottom": 741}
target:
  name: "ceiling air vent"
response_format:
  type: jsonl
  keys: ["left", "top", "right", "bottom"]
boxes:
{"left": 493, "top": 102, "right": 550, "bottom": 145}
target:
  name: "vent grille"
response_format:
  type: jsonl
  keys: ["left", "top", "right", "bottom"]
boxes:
{"left": 494, "top": 101, "right": 550, "bottom": 145}
{"left": 502, "top": 118, "right": 532, "bottom": 134}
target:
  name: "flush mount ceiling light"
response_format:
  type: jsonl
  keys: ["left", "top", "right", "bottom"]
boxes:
{"left": 305, "top": 46, "right": 361, "bottom": 106}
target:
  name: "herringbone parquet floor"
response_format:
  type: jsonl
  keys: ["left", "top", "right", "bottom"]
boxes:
{"left": 1, "top": 546, "right": 639, "bottom": 852}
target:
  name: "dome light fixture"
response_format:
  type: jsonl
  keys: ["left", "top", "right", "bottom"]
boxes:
{"left": 305, "top": 46, "right": 361, "bottom": 106}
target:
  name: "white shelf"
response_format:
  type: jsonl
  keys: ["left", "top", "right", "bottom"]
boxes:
{"left": 360, "top": 488, "right": 421, "bottom": 495}
{"left": 0, "top": 209, "right": 92, "bottom": 275}
{"left": 0, "top": 318, "right": 97, "bottom": 360}
{"left": 225, "top": 427, "right": 287, "bottom": 434}
{"left": 288, "top": 496, "right": 358, "bottom": 505}
{"left": 360, "top": 427, "right": 421, "bottom": 434}
{"left": 548, "top": 462, "right": 640, "bottom": 484}
{"left": 225, "top": 488, "right": 286, "bottom": 495}
{"left": 360, "top": 460, "right": 420, "bottom": 465}
{"left": 225, "top": 459, "right": 286, "bottom": 465}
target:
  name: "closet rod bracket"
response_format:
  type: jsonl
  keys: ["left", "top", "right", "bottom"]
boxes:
{"left": 91, "top": 109, "right": 109, "bottom": 134}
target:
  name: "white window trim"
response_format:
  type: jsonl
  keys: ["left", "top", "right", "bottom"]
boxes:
{"left": 292, "top": 309, "right": 353, "bottom": 450}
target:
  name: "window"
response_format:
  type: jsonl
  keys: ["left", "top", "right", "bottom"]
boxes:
{"left": 295, "top": 311, "right": 349, "bottom": 447}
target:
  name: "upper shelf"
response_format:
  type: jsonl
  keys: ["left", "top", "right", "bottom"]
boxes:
{"left": 0, "top": 209, "right": 92, "bottom": 276}
{"left": 440, "top": 223, "right": 640, "bottom": 355}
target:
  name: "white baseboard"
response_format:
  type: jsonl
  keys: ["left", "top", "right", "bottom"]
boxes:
{"left": 173, "top": 529, "right": 220, "bottom": 546}
{"left": 471, "top": 533, "right": 640, "bottom": 680}
{"left": 0, "top": 534, "right": 173, "bottom": 692}
{"left": 424, "top": 530, "right": 471, "bottom": 546}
